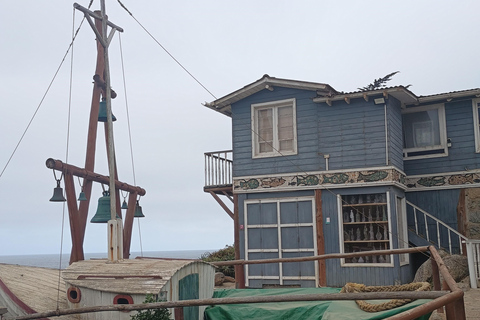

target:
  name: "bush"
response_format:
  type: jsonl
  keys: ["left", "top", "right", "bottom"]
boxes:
{"left": 200, "top": 245, "right": 235, "bottom": 277}
{"left": 130, "top": 294, "right": 170, "bottom": 320}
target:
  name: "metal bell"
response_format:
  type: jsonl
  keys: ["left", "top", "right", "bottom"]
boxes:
{"left": 50, "top": 180, "right": 66, "bottom": 202}
{"left": 78, "top": 191, "right": 87, "bottom": 201}
{"left": 98, "top": 100, "right": 117, "bottom": 122}
{"left": 121, "top": 199, "right": 128, "bottom": 209}
{"left": 134, "top": 200, "right": 145, "bottom": 218}
{"left": 90, "top": 191, "right": 119, "bottom": 223}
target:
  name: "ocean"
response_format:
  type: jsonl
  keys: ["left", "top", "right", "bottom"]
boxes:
{"left": 0, "top": 250, "right": 213, "bottom": 269}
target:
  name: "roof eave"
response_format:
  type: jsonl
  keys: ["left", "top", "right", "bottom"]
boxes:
{"left": 416, "top": 88, "right": 480, "bottom": 104}
{"left": 204, "top": 75, "right": 337, "bottom": 117}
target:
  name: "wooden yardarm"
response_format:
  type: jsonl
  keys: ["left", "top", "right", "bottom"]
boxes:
{"left": 47, "top": 3, "right": 145, "bottom": 264}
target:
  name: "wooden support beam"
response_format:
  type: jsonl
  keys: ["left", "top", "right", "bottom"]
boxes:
{"left": 46, "top": 158, "right": 145, "bottom": 195}
{"left": 73, "top": 15, "right": 105, "bottom": 264}
{"left": 363, "top": 93, "right": 369, "bottom": 102}
{"left": 383, "top": 91, "right": 389, "bottom": 99}
{"left": 123, "top": 192, "right": 138, "bottom": 259}
{"left": 209, "top": 191, "right": 234, "bottom": 219}
{"left": 325, "top": 99, "right": 332, "bottom": 107}
{"left": 344, "top": 97, "right": 350, "bottom": 104}
{"left": 222, "top": 191, "right": 234, "bottom": 203}
{"left": 315, "top": 190, "right": 326, "bottom": 286}
{"left": 213, "top": 247, "right": 430, "bottom": 266}
{"left": 11, "top": 290, "right": 448, "bottom": 320}
{"left": 64, "top": 172, "right": 85, "bottom": 264}
{"left": 233, "top": 194, "right": 245, "bottom": 289}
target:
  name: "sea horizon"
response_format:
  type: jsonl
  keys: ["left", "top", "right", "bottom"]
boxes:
{"left": 0, "top": 249, "right": 215, "bottom": 269}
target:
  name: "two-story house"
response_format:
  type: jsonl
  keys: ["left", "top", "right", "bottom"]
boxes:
{"left": 203, "top": 74, "right": 480, "bottom": 288}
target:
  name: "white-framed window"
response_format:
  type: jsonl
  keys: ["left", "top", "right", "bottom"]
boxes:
{"left": 243, "top": 197, "right": 318, "bottom": 287}
{"left": 251, "top": 98, "right": 297, "bottom": 158}
{"left": 402, "top": 104, "right": 448, "bottom": 160}
{"left": 337, "top": 192, "right": 393, "bottom": 267}
{"left": 472, "top": 99, "right": 480, "bottom": 153}
{"left": 395, "top": 196, "right": 409, "bottom": 266}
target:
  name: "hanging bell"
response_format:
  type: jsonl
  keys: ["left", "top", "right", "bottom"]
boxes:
{"left": 50, "top": 180, "right": 66, "bottom": 202}
{"left": 78, "top": 190, "right": 87, "bottom": 201}
{"left": 121, "top": 199, "right": 128, "bottom": 209}
{"left": 98, "top": 100, "right": 117, "bottom": 122}
{"left": 134, "top": 200, "right": 145, "bottom": 218}
{"left": 90, "top": 191, "right": 119, "bottom": 223}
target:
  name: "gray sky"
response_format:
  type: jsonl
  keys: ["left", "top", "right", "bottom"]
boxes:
{"left": 0, "top": 0, "right": 479, "bottom": 256}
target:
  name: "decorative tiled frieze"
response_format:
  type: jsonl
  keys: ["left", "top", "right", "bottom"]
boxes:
{"left": 405, "top": 171, "right": 480, "bottom": 190}
{"left": 234, "top": 168, "right": 406, "bottom": 193}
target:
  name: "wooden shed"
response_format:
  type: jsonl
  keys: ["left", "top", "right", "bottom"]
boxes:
{"left": 62, "top": 258, "right": 216, "bottom": 320}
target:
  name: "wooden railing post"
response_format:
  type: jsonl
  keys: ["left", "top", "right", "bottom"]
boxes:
{"left": 174, "top": 307, "right": 184, "bottom": 320}
{"left": 431, "top": 255, "right": 443, "bottom": 314}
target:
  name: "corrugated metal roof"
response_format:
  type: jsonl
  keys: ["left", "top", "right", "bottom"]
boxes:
{"left": 204, "top": 76, "right": 480, "bottom": 116}
{"left": 313, "top": 85, "right": 418, "bottom": 105}
{"left": 417, "top": 88, "right": 480, "bottom": 103}
{"left": 62, "top": 258, "right": 213, "bottom": 294}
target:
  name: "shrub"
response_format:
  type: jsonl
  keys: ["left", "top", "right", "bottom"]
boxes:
{"left": 130, "top": 294, "right": 170, "bottom": 320}
{"left": 200, "top": 245, "right": 235, "bottom": 277}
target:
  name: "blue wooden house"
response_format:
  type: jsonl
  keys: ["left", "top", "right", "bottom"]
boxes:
{"left": 203, "top": 75, "right": 480, "bottom": 288}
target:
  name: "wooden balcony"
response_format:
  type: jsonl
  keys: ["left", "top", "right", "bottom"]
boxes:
{"left": 204, "top": 150, "right": 233, "bottom": 194}
{"left": 204, "top": 150, "right": 233, "bottom": 219}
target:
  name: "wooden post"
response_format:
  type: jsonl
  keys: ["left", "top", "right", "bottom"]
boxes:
{"left": 174, "top": 307, "right": 184, "bottom": 320}
{"left": 443, "top": 281, "right": 456, "bottom": 319}
{"left": 72, "top": 11, "right": 105, "bottom": 264}
{"left": 233, "top": 194, "right": 245, "bottom": 288}
{"left": 457, "top": 188, "right": 467, "bottom": 254}
{"left": 315, "top": 190, "right": 327, "bottom": 286}
{"left": 123, "top": 192, "right": 138, "bottom": 259}
{"left": 64, "top": 172, "right": 84, "bottom": 264}
{"left": 431, "top": 255, "right": 443, "bottom": 314}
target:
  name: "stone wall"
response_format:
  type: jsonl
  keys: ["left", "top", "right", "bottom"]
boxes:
{"left": 465, "top": 188, "right": 480, "bottom": 239}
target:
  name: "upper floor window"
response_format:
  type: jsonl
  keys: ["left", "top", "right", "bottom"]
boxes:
{"left": 402, "top": 104, "right": 448, "bottom": 160}
{"left": 473, "top": 99, "right": 480, "bottom": 153}
{"left": 251, "top": 98, "right": 297, "bottom": 158}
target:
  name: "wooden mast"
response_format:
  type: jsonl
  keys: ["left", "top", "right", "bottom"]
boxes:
{"left": 47, "top": 3, "right": 144, "bottom": 264}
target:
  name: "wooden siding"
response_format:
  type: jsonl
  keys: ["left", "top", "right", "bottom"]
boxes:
{"left": 232, "top": 87, "right": 320, "bottom": 177}
{"left": 387, "top": 97, "right": 404, "bottom": 170}
{"left": 404, "top": 99, "right": 480, "bottom": 175}
{"left": 232, "top": 89, "right": 392, "bottom": 177}
{"left": 322, "top": 186, "right": 405, "bottom": 287}
{"left": 317, "top": 97, "right": 388, "bottom": 171}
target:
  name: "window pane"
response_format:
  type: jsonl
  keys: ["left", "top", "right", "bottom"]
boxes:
{"left": 257, "top": 109, "right": 273, "bottom": 153}
{"left": 278, "top": 106, "right": 293, "bottom": 151}
{"left": 403, "top": 109, "right": 440, "bottom": 148}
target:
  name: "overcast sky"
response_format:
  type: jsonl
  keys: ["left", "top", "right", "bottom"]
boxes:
{"left": 0, "top": 1, "right": 479, "bottom": 256}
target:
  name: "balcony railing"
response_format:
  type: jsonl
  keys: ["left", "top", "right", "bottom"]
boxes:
{"left": 204, "top": 150, "right": 232, "bottom": 187}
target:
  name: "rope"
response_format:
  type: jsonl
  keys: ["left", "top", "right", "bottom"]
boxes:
{"left": 118, "top": 32, "right": 144, "bottom": 256}
{"left": 340, "top": 282, "right": 431, "bottom": 312}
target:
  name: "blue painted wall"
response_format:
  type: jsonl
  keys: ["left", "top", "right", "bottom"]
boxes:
{"left": 404, "top": 99, "right": 480, "bottom": 175}
{"left": 232, "top": 87, "right": 320, "bottom": 177}
{"left": 322, "top": 186, "right": 408, "bottom": 287}
{"left": 387, "top": 97, "right": 404, "bottom": 170}
{"left": 231, "top": 88, "right": 394, "bottom": 178}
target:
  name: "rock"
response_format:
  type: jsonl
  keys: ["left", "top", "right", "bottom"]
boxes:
{"left": 414, "top": 252, "right": 469, "bottom": 286}
{"left": 215, "top": 272, "right": 225, "bottom": 286}
{"left": 443, "top": 254, "right": 469, "bottom": 283}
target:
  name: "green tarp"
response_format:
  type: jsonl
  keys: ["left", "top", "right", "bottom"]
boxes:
{"left": 204, "top": 288, "right": 432, "bottom": 320}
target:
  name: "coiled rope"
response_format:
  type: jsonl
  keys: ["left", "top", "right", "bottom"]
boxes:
{"left": 340, "top": 282, "right": 431, "bottom": 312}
